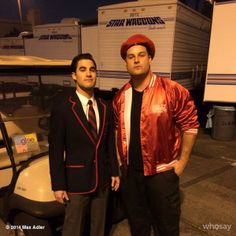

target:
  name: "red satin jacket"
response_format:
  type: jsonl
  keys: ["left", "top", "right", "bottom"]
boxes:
{"left": 113, "top": 74, "right": 199, "bottom": 176}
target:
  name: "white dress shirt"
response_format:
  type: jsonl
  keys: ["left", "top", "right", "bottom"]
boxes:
{"left": 76, "top": 91, "right": 100, "bottom": 133}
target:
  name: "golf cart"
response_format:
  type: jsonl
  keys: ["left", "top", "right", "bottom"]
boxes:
{"left": 0, "top": 56, "right": 71, "bottom": 235}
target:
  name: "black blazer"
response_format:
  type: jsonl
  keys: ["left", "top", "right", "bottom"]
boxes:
{"left": 49, "top": 92, "right": 118, "bottom": 194}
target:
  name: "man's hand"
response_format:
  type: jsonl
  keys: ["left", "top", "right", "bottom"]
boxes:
{"left": 111, "top": 176, "right": 120, "bottom": 191}
{"left": 54, "top": 190, "right": 69, "bottom": 204}
{"left": 172, "top": 131, "right": 198, "bottom": 176}
{"left": 172, "top": 160, "right": 187, "bottom": 176}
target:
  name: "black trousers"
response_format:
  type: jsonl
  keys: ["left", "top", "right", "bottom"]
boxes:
{"left": 62, "top": 187, "right": 109, "bottom": 236}
{"left": 121, "top": 168, "right": 180, "bottom": 236}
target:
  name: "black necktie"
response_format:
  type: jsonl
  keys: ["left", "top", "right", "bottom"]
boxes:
{"left": 88, "top": 100, "right": 98, "bottom": 141}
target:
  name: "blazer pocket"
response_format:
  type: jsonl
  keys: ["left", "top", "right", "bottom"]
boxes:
{"left": 66, "top": 164, "right": 95, "bottom": 192}
{"left": 66, "top": 164, "right": 86, "bottom": 168}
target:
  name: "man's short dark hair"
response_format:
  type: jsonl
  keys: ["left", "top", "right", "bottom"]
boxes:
{"left": 71, "top": 53, "right": 97, "bottom": 72}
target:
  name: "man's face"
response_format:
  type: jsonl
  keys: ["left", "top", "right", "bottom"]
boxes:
{"left": 72, "top": 59, "right": 96, "bottom": 93}
{"left": 125, "top": 45, "right": 152, "bottom": 76}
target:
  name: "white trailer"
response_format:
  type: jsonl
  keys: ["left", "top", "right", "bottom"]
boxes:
{"left": 25, "top": 18, "right": 81, "bottom": 60}
{"left": 81, "top": 25, "right": 99, "bottom": 62}
{"left": 204, "top": 0, "right": 236, "bottom": 103}
{"left": 24, "top": 19, "right": 98, "bottom": 86}
{"left": 0, "top": 37, "right": 26, "bottom": 83}
{"left": 24, "top": 18, "right": 98, "bottom": 61}
{"left": 24, "top": 18, "right": 81, "bottom": 86}
{"left": 97, "top": 0, "right": 211, "bottom": 90}
{"left": 0, "top": 37, "right": 24, "bottom": 56}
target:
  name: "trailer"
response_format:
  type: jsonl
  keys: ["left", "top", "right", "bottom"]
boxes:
{"left": 0, "top": 37, "right": 24, "bottom": 56}
{"left": 0, "top": 37, "right": 25, "bottom": 83}
{"left": 97, "top": 0, "right": 211, "bottom": 90}
{"left": 81, "top": 25, "right": 99, "bottom": 62}
{"left": 25, "top": 18, "right": 81, "bottom": 60}
{"left": 204, "top": 0, "right": 236, "bottom": 103}
{"left": 24, "top": 19, "right": 98, "bottom": 86}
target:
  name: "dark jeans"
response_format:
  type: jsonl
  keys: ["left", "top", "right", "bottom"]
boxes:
{"left": 121, "top": 167, "right": 180, "bottom": 236}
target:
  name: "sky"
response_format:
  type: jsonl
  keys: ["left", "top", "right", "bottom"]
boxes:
{"left": 0, "top": 0, "right": 210, "bottom": 24}
{"left": 0, "top": 0, "right": 134, "bottom": 24}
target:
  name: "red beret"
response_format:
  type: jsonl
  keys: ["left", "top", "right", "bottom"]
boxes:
{"left": 120, "top": 34, "right": 155, "bottom": 60}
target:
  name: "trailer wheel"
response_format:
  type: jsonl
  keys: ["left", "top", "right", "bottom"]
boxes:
{"left": 13, "top": 212, "right": 53, "bottom": 236}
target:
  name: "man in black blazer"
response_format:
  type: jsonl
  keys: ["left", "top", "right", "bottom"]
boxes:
{"left": 49, "top": 53, "right": 120, "bottom": 236}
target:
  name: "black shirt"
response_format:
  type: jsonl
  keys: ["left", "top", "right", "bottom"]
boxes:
{"left": 129, "top": 87, "right": 144, "bottom": 171}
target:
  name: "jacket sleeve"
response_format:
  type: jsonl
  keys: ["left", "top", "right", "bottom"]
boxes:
{"left": 171, "top": 82, "right": 199, "bottom": 132}
{"left": 48, "top": 102, "right": 67, "bottom": 191}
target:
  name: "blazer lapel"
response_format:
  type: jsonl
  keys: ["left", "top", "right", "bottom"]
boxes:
{"left": 96, "top": 97, "right": 106, "bottom": 142}
{"left": 69, "top": 93, "right": 95, "bottom": 143}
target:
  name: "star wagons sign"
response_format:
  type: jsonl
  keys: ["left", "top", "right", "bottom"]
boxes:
{"left": 106, "top": 17, "right": 165, "bottom": 28}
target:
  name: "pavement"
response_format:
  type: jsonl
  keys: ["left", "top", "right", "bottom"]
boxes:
{"left": 110, "top": 128, "right": 236, "bottom": 236}
{"left": 0, "top": 128, "right": 236, "bottom": 236}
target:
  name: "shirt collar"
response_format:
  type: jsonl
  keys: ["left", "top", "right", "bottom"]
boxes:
{"left": 76, "top": 90, "right": 95, "bottom": 106}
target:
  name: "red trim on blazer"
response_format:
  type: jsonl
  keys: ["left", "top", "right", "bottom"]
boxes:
{"left": 67, "top": 96, "right": 107, "bottom": 194}
{"left": 94, "top": 98, "right": 107, "bottom": 193}
{"left": 69, "top": 96, "right": 96, "bottom": 145}
{"left": 66, "top": 165, "right": 85, "bottom": 168}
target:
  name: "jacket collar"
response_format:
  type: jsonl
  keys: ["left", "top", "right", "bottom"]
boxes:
{"left": 127, "top": 72, "right": 156, "bottom": 91}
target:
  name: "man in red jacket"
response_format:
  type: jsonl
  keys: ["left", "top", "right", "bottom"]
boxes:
{"left": 113, "top": 34, "right": 199, "bottom": 236}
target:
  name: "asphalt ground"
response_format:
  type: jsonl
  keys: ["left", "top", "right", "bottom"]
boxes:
{"left": 110, "top": 128, "right": 236, "bottom": 236}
